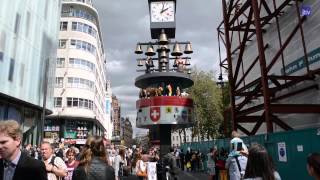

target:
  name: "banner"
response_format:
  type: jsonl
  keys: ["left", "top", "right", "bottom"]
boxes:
{"left": 147, "top": 162, "right": 157, "bottom": 180}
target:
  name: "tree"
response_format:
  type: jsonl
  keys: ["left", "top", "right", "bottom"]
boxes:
{"left": 188, "top": 68, "right": 224, "bottom": 139}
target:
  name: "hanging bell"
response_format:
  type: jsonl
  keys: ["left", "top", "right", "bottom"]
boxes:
{"left": 171, "top": 42, "right": 183, "bottom": 56}
{"left": 160, "top": 50, "right": 167, "bottom": 58}
{"left": 187, "top": 69, "right": 191, "bottom": 74}
{"left": 145, "top": 44, "right": 156, "bottom": 56}
{"left": 158, "top": 29, "right": 168, "bottom": 45}
{"left": 184, "top": 43, "right": 193, "bottom": 54}
{"left": 137, "top": 60, "right": 144, "bottom": 66}
{"left": 161, "top": 66, "right": 167, "bottom": 71}
{"left": 135, "top": 44, "right": 143, "bottom": 54}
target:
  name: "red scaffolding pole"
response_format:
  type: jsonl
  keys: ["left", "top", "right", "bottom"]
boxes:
{"left": 218, "top": 0, "right": 320, "bottom": 135}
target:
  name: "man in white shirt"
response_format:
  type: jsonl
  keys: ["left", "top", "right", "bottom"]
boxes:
{"left": 41, "top": 142, "right": 67, "bottom": 180}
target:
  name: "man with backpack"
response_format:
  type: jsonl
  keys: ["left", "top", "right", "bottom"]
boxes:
{"left": 41, "top": 141, "right": 67, "bottom": 180}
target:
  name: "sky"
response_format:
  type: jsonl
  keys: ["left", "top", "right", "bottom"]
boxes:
{"left": 93, "top": 0, "right": 224, "bottom": 136}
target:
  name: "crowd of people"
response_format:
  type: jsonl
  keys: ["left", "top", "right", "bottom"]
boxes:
{"left": 0, "top": 120, "right": 319, "bottom": 180}
{"left": 0, "top": 120, "right": 181, "bottom": 180}
{"left": 202, "top": 131, "right": 320, "bottom": 180}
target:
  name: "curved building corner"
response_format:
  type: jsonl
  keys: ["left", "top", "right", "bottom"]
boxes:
{"left": 46, "top": 0, "right": 112, "bottom": 145}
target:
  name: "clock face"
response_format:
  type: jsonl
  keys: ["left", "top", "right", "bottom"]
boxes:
{"left": 150, "top": 1, "right": 175, "bottom": 22}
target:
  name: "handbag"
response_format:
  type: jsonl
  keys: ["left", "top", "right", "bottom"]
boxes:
{"left": 136, "top": 160, "right": 147, "bottom": 177}
{"left": 186, "top": 161, "right": 191, "bottom": 168}
{"left": 137, "top": 170, "right": 147, "bottom": 177}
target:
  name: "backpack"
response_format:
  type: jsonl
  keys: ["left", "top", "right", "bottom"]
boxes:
{"left": 49, "top": 156, "right": 60, "bottom": 180}
{"left": 55, "top": 149, "right": 64, "bottom": 159}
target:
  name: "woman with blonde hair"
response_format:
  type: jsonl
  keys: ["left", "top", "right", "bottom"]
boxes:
{"left": 65, "top": 148, "right": 79, "bottom": 180}
{"left": 72, "top": 136, "right": 115, "bottom": 180}
{"left": 135, "top": 153, "right": 147, "bottom": 180}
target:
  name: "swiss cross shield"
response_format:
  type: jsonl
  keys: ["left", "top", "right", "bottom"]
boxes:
{"left": 150, "top": 106, "right": 161, "bottom": 122}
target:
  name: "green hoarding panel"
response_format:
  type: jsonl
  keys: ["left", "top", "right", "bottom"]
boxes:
{"left": 180, "top": 128, "right": 320, "bottom": 179}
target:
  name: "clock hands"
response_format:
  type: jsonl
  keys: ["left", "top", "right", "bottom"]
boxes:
{"left": 160, "top": 7, "right": 169, "bottom": 14}
{"left": 161, "top": 2, "right": 165, "bottom": 12}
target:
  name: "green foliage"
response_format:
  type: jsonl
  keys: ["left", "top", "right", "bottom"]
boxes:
{"left": 188, "top": 68, "right": 224, "bottom": 139}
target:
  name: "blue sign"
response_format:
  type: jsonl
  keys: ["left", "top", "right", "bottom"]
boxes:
{"left": 301, "top": 5, "right": 311, "bottom": 16}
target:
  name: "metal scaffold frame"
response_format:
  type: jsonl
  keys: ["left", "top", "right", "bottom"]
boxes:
{"left": 218, "top": 0, "right": 320, "bottom": 135}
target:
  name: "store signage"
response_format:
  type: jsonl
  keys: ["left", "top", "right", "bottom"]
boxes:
{"left": 281, "top": 47, "right": 320, "bottom": 75}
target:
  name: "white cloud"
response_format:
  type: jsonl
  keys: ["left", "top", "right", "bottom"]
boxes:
{"left": 94, "top": 0, "right": 224, "bottom": 137}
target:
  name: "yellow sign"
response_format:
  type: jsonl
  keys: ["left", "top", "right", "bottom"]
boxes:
{"left": 166, "top": 107, "right": 172, "bottom": 113}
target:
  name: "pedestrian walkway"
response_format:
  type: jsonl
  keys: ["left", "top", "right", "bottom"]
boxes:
{"left": 119, "top": 171, "right": 208, "bottom": 180}
{"left": 178, "top": 171, "right": 209, "bottom": 180}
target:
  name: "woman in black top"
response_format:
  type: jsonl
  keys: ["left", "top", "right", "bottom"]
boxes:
{"left": 72, "top": 136, "right": 115, "bottom": 180}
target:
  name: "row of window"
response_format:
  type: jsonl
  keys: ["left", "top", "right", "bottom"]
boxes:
{"left": 70, "top": 39, "right": 96, "bottom": 55}
{"left": 59, "top": 21, "right": 97, "bottom": 39}
{"left": 58, "top": 39, "right": 96, "bottom": 56}
{"left": 54, "top": 97, "right": 94, "bottom": 110}
{"left": 61, "top": 7, "right": 96, "bottom": 25}
{"left": 56, "top": 57, "right": 95, "bottom": 72}
{"left": 67, "top": 77, "right": 94, "bottom": 90}
{"left": 72, "top": 22, "right": 97, "bottom": 38}
{"left": 55, "top": 77, "right": 94, "bottom": 90}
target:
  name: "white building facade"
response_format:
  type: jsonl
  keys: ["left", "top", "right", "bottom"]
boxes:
{"left": 47, "top": 0, "right": 112, "bottom": 144}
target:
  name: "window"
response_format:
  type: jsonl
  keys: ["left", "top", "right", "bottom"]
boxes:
{"left": 72, "top": 22, "right": 77, "bottom": 30}
{"left": 58, "top": 39, "right": 67, "bottom": 49}
{"left": 79, "top": 98, "right": 84, "bottom": 107}
{"left": 25, "top": 12, "right": 31, "bottom": 36}
{"left": 14, "top": 14, "right": 21, "bottom": 34}
{"left": 73, "top": 98, "right": 79, "bottom": 107}
{"left": 172, "top": 136, "right": 175, "bottom": 141}
{"left": 67, "top": 77, "right": 94, "bottom": 91}
{"left": 54, "top": 97, "right": 62, "bottom": 107}
{"left": 55, "top": 77, "right": 63, "bottom": 88}
{"left": 20, "top": 64, "right": 24, "bottom": 86}
{"left": 56, "top": 58, "right": 65, "bottom": 67}
{"left": 8, "top": 58, "right": 15, "bottom": 81}
{"left": 70, "top": 39, "right": 96, "bottom": 55}
{"left": 0, "top": 31, "right": 6, "bottom": 60}
{"left": 84, "top": 99, "right": 88, "bottom": 108}
{"left": 67, "top": 98, "right": 72, "bottom": 107}
{"left": 0, "top": 52, "right": 3, "bottom": 62}
{"left": 60, "top": 22, "right": 68, "bottom": 31}
{"left": 66, "top": 97, "right": 93, "bottom": 110}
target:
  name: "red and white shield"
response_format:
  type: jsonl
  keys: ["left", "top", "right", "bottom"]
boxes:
{"left": 150, "top": 106, "right": 161, "bottom": 122}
